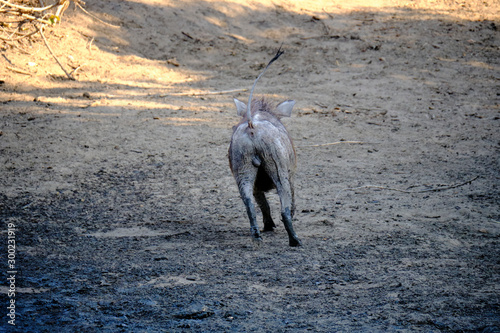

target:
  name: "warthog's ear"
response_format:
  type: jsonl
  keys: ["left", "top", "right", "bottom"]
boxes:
{"left": 274, "top": 100, "right": 295, "bottom": 118}
{"left": 234, "top": 98, "right": 247, "bottom": 117}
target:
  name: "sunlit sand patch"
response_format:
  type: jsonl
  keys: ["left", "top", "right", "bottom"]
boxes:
{"left": 464, "top": 60, "right": 499, "bottom": 71}
{"left": 174, "top": 0, "right": 499, "bottom": 21}
{"left": 151, "top": 117, "right": 211, "bottom": 126}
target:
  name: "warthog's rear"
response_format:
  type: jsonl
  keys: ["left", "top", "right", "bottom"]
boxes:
{"left": 228, "top": 48, "right": 301, "bottom": 247}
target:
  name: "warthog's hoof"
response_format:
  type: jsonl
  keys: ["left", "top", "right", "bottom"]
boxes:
{"left": 263, "top": 219, "right": 276, "bottom": 232}
{"left": 289, "top": 237, "right": 302, "bottom": 247}
{"left": 252, "top": 236, "right": 263, "bottom": 248}
{"left": 263, "top": 226, "right": 276, "bottom": 232}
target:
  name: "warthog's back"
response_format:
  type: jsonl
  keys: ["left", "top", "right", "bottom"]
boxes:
{"left": 229, "top": 110, "right": 296, "bottom": 186}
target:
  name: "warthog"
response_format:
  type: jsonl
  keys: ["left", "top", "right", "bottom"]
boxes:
{"left": 228, "top": 48, "right": 301, "bottom": 247}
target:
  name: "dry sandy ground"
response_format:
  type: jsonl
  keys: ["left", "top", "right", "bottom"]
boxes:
{"left": 1, "top": 0, "right": 499, "bottom": 331}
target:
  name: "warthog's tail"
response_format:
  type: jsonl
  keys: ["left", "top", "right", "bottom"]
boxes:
{"left": 246, "top": 46, "right": 284, "bottom": 128}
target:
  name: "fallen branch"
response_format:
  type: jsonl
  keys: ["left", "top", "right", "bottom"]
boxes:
{"left": 74, "top": 1, "right": 121, "bottom": 28}
{"left": 0, "top": 0, "right": 83, "bottom": 47}
{"left": 6, "top": 65, "right": 31, "bottom": 75}
{"left": 1, "top": 40, "right": 32, "bottom": 53}
{"left": 299, "top": 141, "right": 368, "bottom": 148}
{"left": 19, "top": 12, "right": 53, "bottom": 25}
{"left": 0, "top": 0, "right": 58, "bottom": 12}
{"left": 301, "top": 34, "right": 340, "bottom": 40}
{"left": 37, "top": 25, "right": 74, "bottom": 80}
{"left": 0, "top": 30, "right": 38, "bottom": 41}
{"left": 335, "top": 176, "right": 480, "bottom": 201}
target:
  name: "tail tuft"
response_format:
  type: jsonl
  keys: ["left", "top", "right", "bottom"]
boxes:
{"left": 245, "top": 46, "right": 285, "bottom": 125}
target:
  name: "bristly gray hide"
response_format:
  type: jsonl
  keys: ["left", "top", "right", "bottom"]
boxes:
{"left": 228, "top": 97, "right": 302, "bottom": 247}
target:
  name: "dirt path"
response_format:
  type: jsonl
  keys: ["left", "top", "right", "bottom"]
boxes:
{"left": 1, "top": 0, "right": 499, "bottom": 331}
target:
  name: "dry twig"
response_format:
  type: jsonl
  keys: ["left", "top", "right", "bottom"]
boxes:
{"left": 301, "top": 34, "right": 340, "bottom": 40}
{"left": 6, "top": 65, "right": 31, "bottom": 75}
{"left": 37, "top": 25, "right": 74, "bottom": 80}
{"left": 299, "top": 141, "right": 368, "bottom": 148}
{"left": 335, "top": 176, "right": 480, "bottom": 201}
{"left": 0, "top": 0, "right": 59, "bottom": 12}
{"left": 74, "top": 1, "right": 121, "bottom": 28}
{"left": 1, "top": 1, "right": 86, "bottom": 79}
